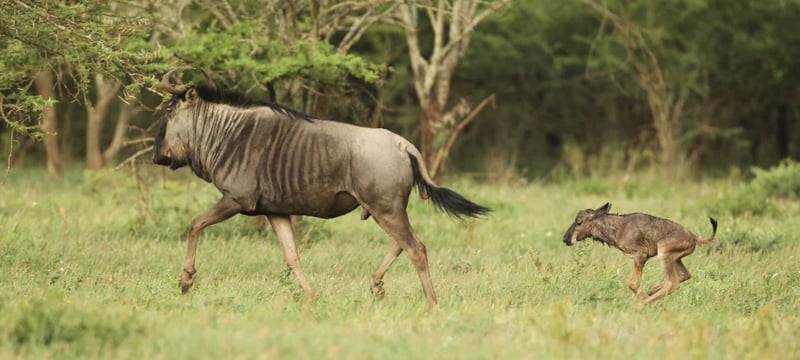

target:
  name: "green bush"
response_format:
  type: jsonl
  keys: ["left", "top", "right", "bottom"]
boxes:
{"left": 707, "top": 160, "right": 800, "bottom": 216}
{"left": 749, "top": 160, "right": 800, "bottom": 199}
{"left": 0, "top": 292, "right": 142, "bottom": 355}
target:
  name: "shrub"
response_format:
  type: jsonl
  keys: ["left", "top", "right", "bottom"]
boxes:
{"left": 706, "top": 160, "right": 800, "bottom": 216}
{"left": 0, "top": 292, "right": 142, "bottom": 355}
{"left": 748, "top": 159, "right": 800, "bottom": 199}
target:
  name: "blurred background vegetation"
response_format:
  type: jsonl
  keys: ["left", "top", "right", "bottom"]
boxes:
{"left": 2, "top": 0, "right": 798, "bottom": 181}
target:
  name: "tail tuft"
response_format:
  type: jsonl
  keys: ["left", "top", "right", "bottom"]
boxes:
{"left": 698, "top": 216, "right": 718, "bottom": 244}
{"left": 409, "top": 154, "right": 491, "bottom": 219}
{"left": 429, "top": 187, "right": 492, "bottom": 218}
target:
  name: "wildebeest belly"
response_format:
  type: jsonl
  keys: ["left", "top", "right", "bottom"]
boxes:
{"left": 254, "top": 190, "right": 360, "bottom": 219}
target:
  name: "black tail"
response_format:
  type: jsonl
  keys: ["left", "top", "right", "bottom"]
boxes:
{"left": 698, "top": 216, "right": 718, "bottom": 244}
{"left": 409, "top": 155, "right": 491, "bottom": 218}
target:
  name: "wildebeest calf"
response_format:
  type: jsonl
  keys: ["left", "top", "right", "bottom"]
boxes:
{"left": 562, "top": 203, "right": 717, "bottom": 304}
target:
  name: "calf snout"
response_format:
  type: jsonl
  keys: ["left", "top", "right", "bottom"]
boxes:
{"left": 563, "top": 223, "right": 576, "bottom": 246}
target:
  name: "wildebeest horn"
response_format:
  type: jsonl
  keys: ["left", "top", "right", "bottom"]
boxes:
{"left": 198, "top": 68, "right": 217, "bottom": 91}
{"left": 162, "top": 68, "right": 189, "bottom": 95}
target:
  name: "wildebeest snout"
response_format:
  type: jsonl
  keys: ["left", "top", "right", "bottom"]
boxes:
{"left": 152, "top": 152, "right": 170, "bottom": 166}
{"left": 152, "top": 146, "right": 175, "bottom": 167}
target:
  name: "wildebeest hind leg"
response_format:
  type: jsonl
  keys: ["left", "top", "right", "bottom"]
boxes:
{"left": 268, "top": 215, "right": 316, "bottom": 302}
{"left": 370, "top": 241, "right": 403, "bottom": 299}
{"left": 643, "top": 253, "right": 683, "bottom": 304}
{"left": 182, "top": 197, "right": 242, "bottom": 294}
{"left": 647, "top": 258, "right": 691, "bottom": 296}
{"left": 372, "top": 212, "right": 437, "bottom": 305}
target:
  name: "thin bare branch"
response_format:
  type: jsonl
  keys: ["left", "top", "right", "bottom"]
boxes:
{"left": 338, "top": 3, "right": 400, "bottom": 53}
{"left": 5, "top": 129, "right": 15, "bottom": 180}
{"left": 123, "top": 137, "right": 154, "bottom": 146}
{"left": 103, "top": 102, "right": 141, "bottom": 162}
{"left": 114, "top": 145, "right": 154, "bottom": 171}
{"left": 431, "top": 93, "right": 496, "bottom": 177}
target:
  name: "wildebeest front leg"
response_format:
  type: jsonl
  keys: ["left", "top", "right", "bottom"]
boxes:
{"left": 627, "top": 255, "right": 648, "bottom": 299}
{"left": 370, "top": 241, "right": 403, "bottom": 298}
{"left": 182, "top": 197, "right": 241, "bottom": 294}
{"left": 267, "top": 215, "right": 316, "bottom": 302}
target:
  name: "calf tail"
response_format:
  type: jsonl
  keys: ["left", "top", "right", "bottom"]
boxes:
{"left": 697, "top": 217, "right": 718, "bottom": 244}
{"left": 407, "top": 151, "right": 491, "bottom": 219}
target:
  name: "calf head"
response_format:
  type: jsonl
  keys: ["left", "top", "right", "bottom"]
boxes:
{"left": 152, "top": 69, "right": 202, "bottom": 170}
{"left": 563, "top": 202, "right": 611, "bottom": 246}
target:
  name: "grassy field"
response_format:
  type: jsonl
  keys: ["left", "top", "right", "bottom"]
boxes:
{"left": 1, "top": 165, "right": 799, "bottom": 359}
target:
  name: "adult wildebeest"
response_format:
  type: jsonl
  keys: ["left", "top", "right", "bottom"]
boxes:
{"left": 153, "top": 69, "right": 490, "bottom": 305}
{"left": 563, "top": 203, "right": 717, "bottom": 304}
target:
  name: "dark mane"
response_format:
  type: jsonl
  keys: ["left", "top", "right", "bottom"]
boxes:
{"left": 194, "top": 85, "right": 317, "bottom": 121}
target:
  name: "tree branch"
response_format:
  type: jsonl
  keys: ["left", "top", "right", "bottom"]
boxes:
{"left": 338, "top": 3, "right": 399, "bottom": 53}
{"left": 103, "top": 101, "right": 140, "bottom": 162}
{"left": 114, "top": 145, "right": 154, "bottom": 171}
{"left": 431, "top": 93, "right": 496, "bottom": 177}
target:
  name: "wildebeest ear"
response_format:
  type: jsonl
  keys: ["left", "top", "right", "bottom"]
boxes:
{"left": 185, "top": 88, "right": 198, "bottom": 102}
{"left": 596, "top": 202, "right": 611, "bottom": 213}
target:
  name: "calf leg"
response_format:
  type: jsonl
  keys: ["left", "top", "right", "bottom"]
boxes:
{"left": 627, "top": 255, "right": 648, "bottom": 297}
{"left": 370, "top": 241, "right": 403, "bottom": 298}
{"left": 646, "top": 258, "right": 692, "bottom": 296}
{"left": 268, "top": 215, "right": 316, "bottom": 302}
{"left": 181, "top": 197, "right": 241, "bottom": 293}
{"left": 643, "top": 254, "right": 683, "bottom": 304}
{"left": 372, "top": 212, "right": 437, "bottom": 306}
{"left": 675, "top": 259, "right": 692, "bottom": 282}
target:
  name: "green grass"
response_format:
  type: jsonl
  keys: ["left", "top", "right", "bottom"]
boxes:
{"left": 1, "top": 167, "right": 799, "bottom": 359}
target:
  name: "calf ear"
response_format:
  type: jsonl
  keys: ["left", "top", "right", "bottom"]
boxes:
{"left": 596, "top": 202, "right": 611, "bottom": 213}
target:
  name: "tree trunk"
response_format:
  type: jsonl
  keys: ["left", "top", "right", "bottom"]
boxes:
{"left": 103, "top": 101, "right": 137, "bottom": 163}
{"left": 587, "top": 0, "right": 691, "bottom": 178}
{"left": 652, "top": 106, "right": 679, "bottom": 176}
{"left": 33, "top": 69, "right": 62, "bottom": 179}
{"left": 422, "top": 97, "right": 441, "bottom": 167}
{"left": 776, "top": 103, "right": 789, "bottom": 160}
{"left": 85, "top": 74, "right": 121, "bottom": 170}
{"left": 397, "top": 0, "right": 509, "bottom": 179}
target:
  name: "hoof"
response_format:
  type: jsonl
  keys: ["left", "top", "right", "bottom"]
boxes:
{"left": 646, "top": 285, "right": 663, "bottom": 296}
{"left": 304, "top": 292, "right": 318, "bottom": 303}
{"left": 370, "top": 280, "right": 385, "bottom": 299}
{"left": 180, "top": 271, "right": 195, "bottom": 294}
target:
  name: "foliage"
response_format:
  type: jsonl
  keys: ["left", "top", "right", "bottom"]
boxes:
{"left": 0, "top": 0, "right": 385, "bottom": 170}
{"left": 748, "top": 160, "right": 800, "bottom": 198}
{"left": 3, "top": 0, "right": 800, "bottom": 176}
{"left": 170, "top": 20, "right": 382, "bottom": 95}
{"left": 0, "top": 292, "right": 142, "bottom": 354}
{"left": 448, "top": 0, "right": 800, "bottom": 177}
{"left": 706, "top": 160, "right": 800, "bottom": 216}
{"left": 0, "top": 1, "right": 163, "bottom": 135}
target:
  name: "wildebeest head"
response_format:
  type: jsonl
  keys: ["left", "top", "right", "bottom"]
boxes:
{"left": 563, "top": 202, "right": 611, "bottom": 246}
{"left": 153, "top": 68, "right": 216, "bottom": 170}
